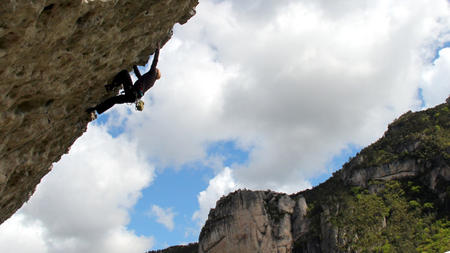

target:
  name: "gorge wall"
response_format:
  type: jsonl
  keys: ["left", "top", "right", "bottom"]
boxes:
{"left": 198, "top": 99, "right": 450, "bottom": 253}
{"left": 0, "top": 0, "right": 198, "bottom": 225}
{"left": 199, "top": 190, "right": 298, "bottom": 253}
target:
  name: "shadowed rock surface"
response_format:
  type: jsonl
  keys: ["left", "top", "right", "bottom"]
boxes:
{"left": 0, "top": 0, "right": 198, "bottom": 225}
{"left": 197, "top": 99, "right": 449, "bottom": 253}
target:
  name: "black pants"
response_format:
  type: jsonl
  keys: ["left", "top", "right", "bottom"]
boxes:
{"left": 95, "top": 70, "right": 137, "bottom": 114}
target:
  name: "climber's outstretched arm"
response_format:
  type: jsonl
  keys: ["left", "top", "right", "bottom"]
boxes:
{"left": 133, "top": 65, "right": 142, "bottom": 79}
{"left": 149, "top": 48, "right": 160, "bottom": 73}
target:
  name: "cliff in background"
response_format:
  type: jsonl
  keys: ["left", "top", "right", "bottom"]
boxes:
{"left": 0, "top": 0, "right": 198, "bottom": 225}
{"left": 197, "top": 98, "right": 449, "bottom": 253}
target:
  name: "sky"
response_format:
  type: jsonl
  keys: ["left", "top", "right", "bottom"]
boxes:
{"left": 1, "top": 0, "right": 450, "bottom": 252}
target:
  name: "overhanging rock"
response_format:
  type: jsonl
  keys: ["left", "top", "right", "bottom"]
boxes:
{"left": 0, "top": 0, "right": 198, "bottom": 225}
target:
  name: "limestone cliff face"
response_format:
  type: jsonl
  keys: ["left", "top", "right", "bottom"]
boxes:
{"left": 0, "top": 0, "right": 198, "bottom": 225}
{"left": 198, "top": 99, "right": 449, "bottom": 253}
{"left": 199, "top": 190, "right": 296, "bottom": 253}
{"left": 199, "top": 189, "right": 354, "bottom": 253}
{"left": 338, "top": 97, "right": 450, "bottom": 194}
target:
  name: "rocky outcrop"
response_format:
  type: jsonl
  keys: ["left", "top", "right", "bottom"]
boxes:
{"left": 199, "top": 190, "right": 296, "bottom": 253}
{"left": 338, "top": 97, "right": 450, "bottom": 194}
{"left": 340, "top": 158, "right": 449, "bottom": 192}
{"left": 0, "top": 0, "right": 198, "bottom": 225}
{"left": 198, "top": 189, "right": 352, "bottom": 253}
{"left": 198, "top": 99, "right": 449, "bottom": 253}
{"left": 198, "top": 189, "right": 354, "bottom": 253}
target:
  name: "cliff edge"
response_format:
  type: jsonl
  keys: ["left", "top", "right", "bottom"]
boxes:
{"left": 198, "top": 98, "right": 449, "bottom": 253}
{"left": 0, "top": 0, "right": 198, "bottom": 225}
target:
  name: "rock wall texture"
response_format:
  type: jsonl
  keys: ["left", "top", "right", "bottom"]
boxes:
{"left": 198, "top": 189, "right": 348, "bottom": 253}
{"left": 338, "top": 97, "right": 450, "bottom": 194}
{"left": 0, "top": 0, "right": 198, "bottom": 225}
{"left": 199, "top": 190, "right": 296, "bottom": 253}
{"left": 198, "top": 99, "right": 449, "bottom": 253}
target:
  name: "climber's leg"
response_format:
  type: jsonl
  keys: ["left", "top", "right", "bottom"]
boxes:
{"left": 105, "top": 70, "right": 133, "bottom": 91}
{"left": 94, "top": 94, "right": 135, "bottom": 114}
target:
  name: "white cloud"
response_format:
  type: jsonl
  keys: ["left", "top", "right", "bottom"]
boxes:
{"left": 0, "top": 125, "right": 155, "bottom": 253}
{"left": 192, "top": 167, "right": 237, "bottom": 226}
{"left": 120, "top": 36, "right": 236, "bottom": 168}
{"left": 421, "top": 47, "right": 450, "bottom": 108}
{"left": 100, "top": 228, "right": 155, "bottom": 253}
{"left": 5, "top": 1, "right": 448, "bottom": 250}
{"left": 0, "top": 214, "right": 47, "bottom": 253}
{"left": 118, "top": 0, "right": 450, "bottom": 227}
{"left": 122, "top": 0, "right": 450, "bottom": 194}
{"left": 191, "top": 166, "right": 311, "bottom": 227}
{"left": 149, "top": 205, "right": 176, "bottom": 231}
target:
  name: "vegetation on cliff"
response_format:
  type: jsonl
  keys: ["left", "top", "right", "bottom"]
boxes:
{"left": 346, "top": 101, "right": 449, "bottom": 171}
{"left": 155, "top": 100, "right": 449, "bottom": 253}
{"left": 146, "top": 243, "right": 198, "bottom": 253}
{"left": 295, "top": 100, "right": 449, "bottom": 252}
{"left": 331, "top": 179, "right": 449, "bottom": 252}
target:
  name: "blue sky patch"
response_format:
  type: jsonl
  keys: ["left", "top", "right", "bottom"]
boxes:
{"left": 94, "top": 111, "right": 128, "bottom": 138}
{"left": 127, "top": 167, "right": 214, "bottom": 250}
{"left": 432, "top": 41, "right": 450, "bottom": 62}
{"left": 206, "top": 140, "right": 250, "bottom": 167}
{"left": 127, "top": 139, "right": 250, "bottom": 250}
{"left": 310, "top": 144, "right": 362, "bottom": 187}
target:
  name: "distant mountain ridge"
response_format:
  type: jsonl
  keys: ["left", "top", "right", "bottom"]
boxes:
{"left": 155, "top": 97, "right": 449, "bottom": 253}
{"left": 147, "top": 243, "right": 198, "bottom": 253}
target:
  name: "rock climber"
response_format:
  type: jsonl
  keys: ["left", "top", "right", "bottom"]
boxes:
{"left": 87, "top": 47, "right": 161, "bottom": 118}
